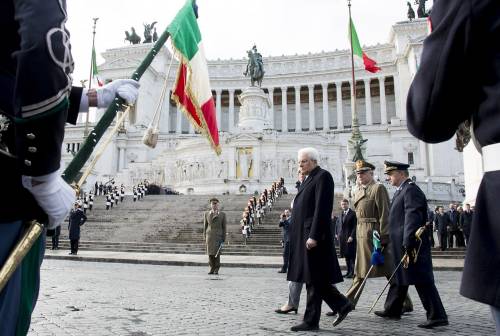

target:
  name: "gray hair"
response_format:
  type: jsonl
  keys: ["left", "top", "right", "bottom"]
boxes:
{"left": 298, "top": 147, "right": 320, "bottom": 162}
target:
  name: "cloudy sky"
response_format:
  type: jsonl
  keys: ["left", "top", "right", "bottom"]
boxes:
{"left": 66, "top": 0, "right": 433, "bottom": 83}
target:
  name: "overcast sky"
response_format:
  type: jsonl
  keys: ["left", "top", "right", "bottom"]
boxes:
{"left": 66, "top": 0, "right": 434, "bottom": 84}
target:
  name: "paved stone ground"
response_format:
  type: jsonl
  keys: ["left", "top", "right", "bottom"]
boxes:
{"left": 29, "top": 260, "right": 494, "bottom": 336}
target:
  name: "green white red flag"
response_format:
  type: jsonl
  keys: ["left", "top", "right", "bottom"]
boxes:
{"left": 168, "top": 0, "right": 221, "bottom": 155}
{"left": 349, "top": 18, "right": 381, "bottom": 73}
{"left": 91, "top": 46, "right": 103, "bottom": 87}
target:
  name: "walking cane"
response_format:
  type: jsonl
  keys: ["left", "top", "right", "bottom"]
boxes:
{"left": 367, "top": 226, "right": 426, "bottom": 313}
{"left": 215, "top": 242, "right": 224, "bottom": 258}
{"left": 353, "top": 231, "right": 383, "bottom": 303}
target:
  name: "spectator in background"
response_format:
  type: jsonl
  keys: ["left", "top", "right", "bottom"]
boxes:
{"left": 68, "top": 203, "right": 87, "bottom": 255}
{"left": 434, "top": 206, "right": 450, "bottom": 251}
{"left": 337, "top": 199, "right": 356, "bottom": 279}
{"left": 460, "top": 204, "right": 473, "bottom": 247}
{"left": 278, "top": 209, "right": 291, "bottom": 273}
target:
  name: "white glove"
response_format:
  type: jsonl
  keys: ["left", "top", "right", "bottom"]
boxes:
{"left": 22, "top": 171, "right": 76, "bottom": 229}
{"left": 97, "top": 79, "right": 140, "bottom": 108}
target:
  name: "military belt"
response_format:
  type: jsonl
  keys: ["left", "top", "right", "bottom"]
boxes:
{"left": 358, "top": 218, "right": 378, "bottom": 223}
{"left": 482, "top": 143, "right": 500, "bottom": 172}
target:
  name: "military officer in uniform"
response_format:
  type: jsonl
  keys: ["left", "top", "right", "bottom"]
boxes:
{"left": 341, "top": 160, "right": 412, "bottom": 321}
{"left": 0, "top": 1, "right": 139, "bottom": 333}
{"left": 203, "top": 198, "right": 227, "bottom": 275}
{"left": 375, "top": 161, "right": 448, "bottom": 328}
{"left": 406, "top": 1, "right": 500, "bottom": 331}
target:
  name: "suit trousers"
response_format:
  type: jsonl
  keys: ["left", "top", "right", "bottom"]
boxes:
{"left": 303, "top": 281, "right": 349, "bottom": 326}
{"left": 386, "top": 283, "right": 447, "bottom": 320}
{"left": 345, "top": 257, "right": 355, "bottom": 276}
{"left": 70, "top": 239, "right": 79, "bottom": 254}
{"left": 439, "top": 233, "right": 448, "bottom": 251}
{"left": 51, "top": 234, "right": 59, "bottom": 249}
{"left": 208, "top": 255, "right": 220, "bottom": 272}
{"left": 287, "top": 281, "right": 304, "bottom": 308}
{"left": 282, "top": 241, "right": 290, "bottom": 272}
{"left": 346, "top": 275, "right": 413, "bottom": 311}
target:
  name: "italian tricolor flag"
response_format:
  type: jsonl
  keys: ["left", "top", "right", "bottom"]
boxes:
{"left": 91, "top": 46, "right": 104, "bottom": 87}
{"left": 168, "top": 0, "right": 221, "bottom": 155}
{"left": 349, "top": 18, "right": 381, "bottom": 73}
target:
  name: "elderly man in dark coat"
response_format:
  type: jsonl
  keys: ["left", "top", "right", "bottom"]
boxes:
{"left": 337, "top": 199, "right": 357, "bottom": 278}
{"left": 376, "top": 161, "right": 448, "bottom": 329}
{"left": 406, "top": 1, "right": 500, "bottom": 331}
{"left": 287, "top": 147, "right": 352, "bottom": 332}
{"left": 68, "top": 203, "right": 87, "bottom": 255}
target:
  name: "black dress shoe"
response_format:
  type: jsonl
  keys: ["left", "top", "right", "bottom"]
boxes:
{"left": 213, "top": 271, "right": 218, "bottom": 275}
{"left": 275, "top": 307, "right": 298, "bottom": 314}
{"left": 333, "top": 301, "right": 354, "bottom": 327}
{"left": 291, "top": 322, "right": 319, "bottom": 332}
{"left": 208, "top": 271, "right": 214, "bottom": 274}
{"left": 278, "top": 269, "right": 287, "bottom": 273}
{"left": 326, "top": 311, "right": 337, "bottom": 316}
{"left": 374, "top": 310, "right": 401, "bottom": 320}
{"left": 418, "top": 318, "right": 449, "bottom": 329}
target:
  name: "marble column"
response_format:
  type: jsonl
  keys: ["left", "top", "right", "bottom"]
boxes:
{"left": 281, "top": 87, "right": 288, "bottom": 133}
{"left": 228, "top": 89, "right": 235, "bottom": 132}
{"left": 321, "top": 83, "right": 329, "bottom": 131}
{"left": 268, "top": 87, "right": 274, "bottom": 129}
{"left": 216, "top": 89, "right": 222, "bottom": 129}
{"left": 295, "top": 86, "right": 301, "bottom": 132}
{"left": 162, "top": 92, "right": 171, "bottom": 133}
{"left": 336, "top": 81, "right": 344, "bottom": 130}
{"left": 308, "top": 85, "right": 315, "bottom": 131}
{"left": 379, "top": 77, "right": 387, "bottom": 125}
{"left": 364, "top": 79, "right": 373, "bottom": 126}
{"left": 176, "top": 106, "right": 182, "bottom": 134}
{"left": 118, "top": 147, "right": 125, "bottom": 171}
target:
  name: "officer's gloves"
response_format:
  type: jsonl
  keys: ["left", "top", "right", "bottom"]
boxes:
{"left": 97, "top": 79, "right": 140, "bottom": 108}
{"left": 22, "top": 171, "right": 76, "bottom": 229}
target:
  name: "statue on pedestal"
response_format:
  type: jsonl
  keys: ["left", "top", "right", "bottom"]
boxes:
{"left": 125, "top": 27, "right": 141, "bottom": 44}
{"left": 143, "top": 21, "right": 157, "bottom": 43}
{"left": 243, "top": 45, "right": 265, "bottom": 87}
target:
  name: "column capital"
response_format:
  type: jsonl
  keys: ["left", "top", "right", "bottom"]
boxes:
{"left": 228, "top": 89, "right": 235, "bottom": 94}
{"left": 215, "top": 88, "right": 222, "bottom": 94}
{"left": 321, "top": 82, "right": 329, "bottom": 89}
{"left": 267, "top": 87, "right": 275, "bottom": 92}
{"left": 335, "top": 81, "right": 343, "bottom": 87}
{"left": 280, "top": 86, "right": 288, "bottom": 92}
{"left": 308, "top": 84, "right": 314, "bottom": 90}
{"left": 294, "top": 85, "right": 301, "bottom": 91}
{"left": 378, "top": 76, "right": 385, "bottom": 82}
{"left": 363, "top": 78, "right": 372, "bottom": 84}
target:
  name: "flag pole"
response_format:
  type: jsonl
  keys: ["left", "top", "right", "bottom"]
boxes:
{"left": 84, "top": 17, "right": 99, "bottom": 138}
{"left": 347, "top": 0, "right": 362, "bottom": 147}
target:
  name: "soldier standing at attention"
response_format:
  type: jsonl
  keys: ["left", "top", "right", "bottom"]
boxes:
{"left": 203, "top": 198, "right": 227, "bottom": 275}
{"left": 376, "top": 161, "right": 448, "bottom": 328}
{"left": 339, "top": 160, "right": 412, "bottom": 324}
{"left": 406, "top": 1, "right": 500, "bottom": 332}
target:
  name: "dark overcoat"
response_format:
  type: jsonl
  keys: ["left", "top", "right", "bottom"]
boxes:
{"left": 68, "top": 209, "right": 87, "bottom": 240}
{"left": 338, "top": 209, "right": 357, "bottom": 258}
{"left": 203, "top": 211, "right": 227, "bottom": 255}
{"left": 388, "top": 179, "right": 433, "bottom": 285}
{"left": 460, "top": 211, "right": 473, "bottom": 237}
{"left": 287, "top": 166, "right": 343, "bottom": 285}
{"left": 406, "top": 0, "right": 500, "bottom": 307}
{"left": 434, "top": 213, "right": 450, "bottom": 235}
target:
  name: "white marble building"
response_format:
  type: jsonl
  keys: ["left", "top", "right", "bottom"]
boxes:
{"left": 63, "top": 19, "right": 464, "bottom": 203}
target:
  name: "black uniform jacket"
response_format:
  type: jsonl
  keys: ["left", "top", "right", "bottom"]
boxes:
{"left": 338, "top": 208, "right": 357, "bottom": 258}
{"left": 287, "top": 166, "right": 343, "bottom": 285}
{"left": 406, "top": 0, "right": 500, "bottom": 307}
{"left": 0, "top": 0, "right": 82, "bottom": 222}
{"left": 388, "top": 179, "right": 433, "bottom": 286}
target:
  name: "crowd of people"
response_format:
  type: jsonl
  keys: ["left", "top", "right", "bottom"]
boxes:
{"left": 240, "top": 178, "right": 286, "bottom": 244}
{"left": 429, "top": 203, "right": 474, "bottom": 251}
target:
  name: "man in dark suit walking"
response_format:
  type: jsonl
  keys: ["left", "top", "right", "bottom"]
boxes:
{"left": 376, "top": 161, "right": 448, "bottom": 329}
{"left": 287, "top": 147, "right": 352, "bottom": 331}
{"left": 406, "top": 1, "right": 500, "bottom": 330}
{"left": 337, "top": 199, "right": 356, "bottom": 278}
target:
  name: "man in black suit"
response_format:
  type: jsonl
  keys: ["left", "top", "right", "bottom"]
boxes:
{"left": 278, "top": 209, "right": 291, "bottom": 273}
{"left": 460, "top": 203, "right": 473, "bottom": 246}
{"left": 434, "top": 207, "right": 450, "bottom": 251}
{"left": 337, "top": 199, "right": 356, "bottom": 278}
{"left": 376, "top": 161, "right": 448, "bottom": 329}
{"left": 406, "top": 0, "right": 500, "bottom": 330}
{"left": 287, "top": 147, "right": 352, "bottom": 331}
{"left": 447, "top": 204, "right": 464, "bottom": 248}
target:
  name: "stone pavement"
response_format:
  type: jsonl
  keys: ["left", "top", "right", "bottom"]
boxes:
{"left": 29, "top": 260, "right": 494, "bottom": 336}
{"left": 43, "top": 250, "right": 465, "bottom": 271}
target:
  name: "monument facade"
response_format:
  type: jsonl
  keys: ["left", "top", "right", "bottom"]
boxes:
{"left": 63, "top": 19, "right": 464, "bottom": 204}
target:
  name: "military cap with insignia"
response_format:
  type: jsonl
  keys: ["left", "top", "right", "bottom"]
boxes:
{"left": 384, "top": 160, "right": 410, "bottom": 174}
{"left": 355, "top": 160, "right": 376, "bottom": 173}
{"left": 209, "top": 198, "right": 219, "bottom": 203}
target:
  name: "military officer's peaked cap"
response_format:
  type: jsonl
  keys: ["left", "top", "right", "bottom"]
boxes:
{"left": 209, "top": 197, "right": 219, "bottom": 203}
{"left": 355, "top": 160, "right": 375, "bottom": 173}
{"left": 384, "top": 160, "right": 410, "bottom": 174}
